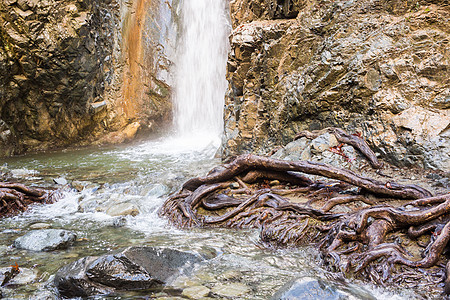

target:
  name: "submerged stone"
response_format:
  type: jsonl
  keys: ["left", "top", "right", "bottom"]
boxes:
{"left": 14, "top": 229, "right": 77, "bottom": 252}
{"left": 106, "top": 202, "right": 139, "bottom": 217}
{"left": 182, "top": 285, "right": 211, "bottom": 299}
{"left": 271, "top": 277, "right": 348, "bottom": 300}
{"left": 211, "top": 283, "right": 250, "bottom": 297}
{"left": 29, "top": 223, "right": 51, "bottom": 230}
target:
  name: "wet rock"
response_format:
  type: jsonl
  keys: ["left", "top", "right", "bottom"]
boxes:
{"left": 54, "top": 246, "right": 204, "bottom": 298}
{"left": 13, "top": 229, "right": 77, "bottom": 251}
{"left": 29, "top": 222, "right": 51, "bottom": 230}
{"left": 53, "top": 177, "right": 68, "bottom": 185}
{"left": 71, "top": 181, "right": 100, "bottom": 192}
{"left": 211, "top": 283, "right": 250, "bottom": 298}
{"left": 106, "top": 202, "right": 139, "bottom": 217}
{"left": 10, "top": 168, "right": 37, "bottom": 178}
{"left": 182, "top": 285, "right": 211, "bottom": 299}
{"left": 0, "top": 267, "right": 37, "bottom": 286}
{"left": 271, "top": 277, "right": 348, "bottom": 300}
{"left": 54, "top": 256, "right": 112, "bottom": 298}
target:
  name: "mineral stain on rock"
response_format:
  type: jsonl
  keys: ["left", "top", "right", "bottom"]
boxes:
{"left": 0, "top": 0, "right": 174, "bottom": 156}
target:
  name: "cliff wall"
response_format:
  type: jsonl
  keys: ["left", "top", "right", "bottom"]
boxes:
{"left": 0, "top": 0, "right": 174, "bottom": 156}
{"left": 224, "top": 0, "right": 449, "bottom": 171}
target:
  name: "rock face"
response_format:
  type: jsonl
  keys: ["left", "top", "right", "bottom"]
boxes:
{"left": 0, "top": 0, "right": 174, "bottom": 156}
{"left": 224, "top": 0, "right": 449, "bottom": 171}
{"left": 54, "top": 246, "right": 204, "bottom": 298}
{"left": 13, "top": 229, "right": 77, "bottom": 251}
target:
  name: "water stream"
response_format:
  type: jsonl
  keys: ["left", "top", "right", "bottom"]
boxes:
{"left": 173, "top": 0, "right": 229, "bottom": 144}
{"left": 0, "top": 0, "right": 422, "bottom": 299}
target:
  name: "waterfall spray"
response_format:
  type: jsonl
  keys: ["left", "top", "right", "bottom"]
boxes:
{"left": 173, "top": 0, "right": 230, "bottom": 144}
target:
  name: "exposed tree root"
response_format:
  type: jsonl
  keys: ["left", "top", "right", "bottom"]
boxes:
{"left": 295, "top": 127, "right": 383, "bottom": 169}
{"left": 159, "top": 154, "right": 450, "bottom": 295}
{"left": 0, "top": 182, "right": 60, "bottom": 217}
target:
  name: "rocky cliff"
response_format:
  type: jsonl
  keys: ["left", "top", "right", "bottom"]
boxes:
{"left": 224, "top": 0, "right": 449, "bottom": 171}
{"left": 0, "top": 0, "right": 174, "bottom": 156}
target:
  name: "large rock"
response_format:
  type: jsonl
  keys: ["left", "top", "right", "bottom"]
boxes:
{"left": 271, "top": 277, "right": 350, "bottom": 300}
{"left": 13, "top": 229, "right": 77, "bottom": 252}
{"left": 223, "top": 0, "right": 450, "bottom": 171}
{"left": 0, "top": 0, "right": 174, "bottom": 157}
{"left": 54, "top": 246, "right": 204, "bottom": 298}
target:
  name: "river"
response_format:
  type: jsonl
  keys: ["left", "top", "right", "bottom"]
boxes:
{"left": 0, "top": 138, "right": 417, "bottom": 299}
{"left": 0, "top": 0, "right": 422, "bottom": 298}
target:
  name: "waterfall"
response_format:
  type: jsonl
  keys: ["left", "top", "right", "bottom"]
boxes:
{"left": 173, "top": 0, "right": 230, "bottom": 145}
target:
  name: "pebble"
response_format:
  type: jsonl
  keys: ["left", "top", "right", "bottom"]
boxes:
{"left": 229, "top": 182, "right": 240, "bottom": 189}
{"left": 0, "top": 267, "right": 37, "bottom": 285}
{"left": 218, "top": 270, "right": 242, "bottom": 281}
{"left": 53, "top": 177, "right": 68, "bottom": 185}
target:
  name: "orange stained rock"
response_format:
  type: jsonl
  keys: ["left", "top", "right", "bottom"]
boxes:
{"left": 121, "top": 0, "right": 153, "bottom": 119}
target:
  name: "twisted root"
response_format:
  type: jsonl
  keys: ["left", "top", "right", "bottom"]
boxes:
{"left": 159, "top": 154, "right": 450, "bottom": 294}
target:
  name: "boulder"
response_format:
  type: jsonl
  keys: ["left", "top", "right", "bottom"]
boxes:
{"left": 271, "top": 277, "right": 348, "bottom": 300}
{"left": 54, "top": 246, "right": 204, "bottom": 298}
{"left": 54, "top": 256, "right": 111, "bottom": 298}
{"left": 13, "top": 229, "right": 77, "bottom": 252}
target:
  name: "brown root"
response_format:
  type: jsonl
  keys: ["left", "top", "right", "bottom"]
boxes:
{"left": 0, "top": 182, "right": 59, "bottom": 218}
{"left": 159, "top": 153, "right": 450, "bottom": 295}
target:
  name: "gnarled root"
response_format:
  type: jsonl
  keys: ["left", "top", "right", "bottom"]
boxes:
{"left": 295, "top": 127, "right": 383, "bottom": 169}
{"left": 0, "top": 182, "right": 59, "bottom": 217}
{"left": 159, "top": 154, "right": 450, "bottom": 294}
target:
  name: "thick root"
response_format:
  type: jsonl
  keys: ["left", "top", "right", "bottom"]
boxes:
{"left": 0, "top": 182, "right": 59, "bottom": 217}
{"left": 159, "top": 154, "right": 449, "bottom": 294}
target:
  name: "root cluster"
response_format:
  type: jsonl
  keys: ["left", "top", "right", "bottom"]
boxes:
{"left": 0, "top": 182, "right": 59, "bottom": 217}
{"left": 160, "top": 152, "right": 450, "bottom": 294}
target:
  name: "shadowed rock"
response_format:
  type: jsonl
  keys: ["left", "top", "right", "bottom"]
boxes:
{"left": 54, "top": 246, "right": 204, "bottom": 298}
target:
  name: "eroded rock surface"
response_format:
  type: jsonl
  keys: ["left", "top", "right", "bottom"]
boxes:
{"left": 0, "top": 0, "right": 174, "bottom": 156}
{"left": 54, "top": 246, "right": 204, "bottom": 298}
{"left": 224, "top": 0, "right": 449, "bottom": 171}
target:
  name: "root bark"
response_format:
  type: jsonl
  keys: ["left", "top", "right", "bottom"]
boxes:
{"left": 0, "top": 182, "right": 59, "bottom": 217}
{"left": 159, "top": 153, "right": 449, "bottom": 294}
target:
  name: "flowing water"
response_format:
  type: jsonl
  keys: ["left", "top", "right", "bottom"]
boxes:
{"left": 0, "top": 0, "right": 423, "bottom": 299}
{"left": 173, "top": 0, "right": 229, "bottom": 142}
{"left": 0, "top": 141, "right": 416, "bottom": 299}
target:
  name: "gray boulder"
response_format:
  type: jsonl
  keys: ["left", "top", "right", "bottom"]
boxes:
{"left": 271, "top": 277, "right": 349, "bottom": 300}
{"left": 13, "top": 229, "right": 77, "bottom": 252}
{"left": 54, "top": 246, "right": 204, "bottom": 298}
{"left": 54, "top": 256, "right": 112, "bottom": 298}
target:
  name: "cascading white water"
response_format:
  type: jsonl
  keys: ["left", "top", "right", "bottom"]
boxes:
{"left": 173, "top": 0, "right": 230, "bottom": 145}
